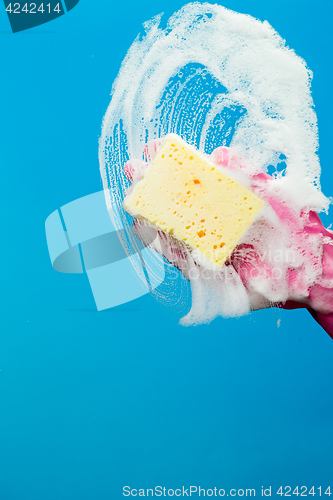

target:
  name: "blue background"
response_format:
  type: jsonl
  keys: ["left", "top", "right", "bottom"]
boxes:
{"left": 1, "top": 1, "right": 333, "bottom": 498}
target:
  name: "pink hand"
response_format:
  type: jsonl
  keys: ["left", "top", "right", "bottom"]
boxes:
{"left": 213, "top": 146, "right": 333, "bottom": 339}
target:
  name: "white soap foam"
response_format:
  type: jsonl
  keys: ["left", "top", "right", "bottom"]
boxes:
{"left": 99, "top": 2, "right": 330, "bottom": 324}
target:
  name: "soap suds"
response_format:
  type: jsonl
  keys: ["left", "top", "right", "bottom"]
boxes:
{"left": 99, "top": 3, "right": 331, "bottom": 326}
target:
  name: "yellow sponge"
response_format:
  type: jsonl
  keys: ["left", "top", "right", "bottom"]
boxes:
{"left": 123, "top": 134, "right": 264, "bottom": 267}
